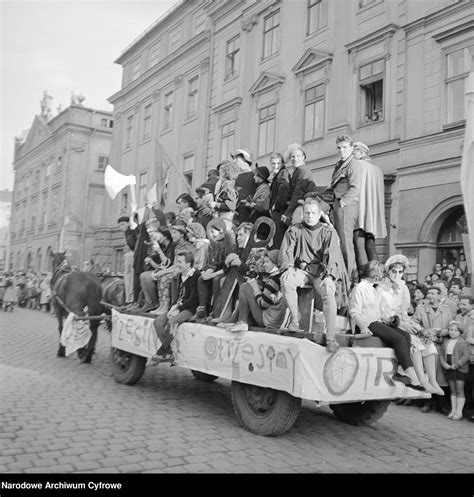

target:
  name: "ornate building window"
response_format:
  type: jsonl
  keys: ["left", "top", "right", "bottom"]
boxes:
{"left": 97, "top": 155, "right": 108, "bottom": 171}
{"left": 169, "top": 23, "right": 183, "bottom": 53}
{"left": 125, "top": 115, "right": 134, "bottom": 149}
{"left": 257, "top": 104, "right": 276, "bottom": 157}
{"left": 183, "top": 154, "right": 194, "bottom": 189}
{"left": 131, "top": 59, "right": 141, "bottom": 81}
{"left": 445, "top": 46, "right": 472, "bottom": 124}
{"left": 162, "top": 91, "right": 174, "bottom": 131}
{"left": 221, "top": 121, "right": 236, "bottom": 160}
{"left": 304, "top": 83, "right": 325, "bottom": 142}
{"left": 307, "top": 0, "right": 328, "bottom": 35}
{"left": 359, "top": 59, "right": 385, "bottom": 125}
{"left": 263, "top": 10, "right": 280, "bottom": 59}
{"left": 150, "top": 43, "right": 160, "bottom": 68}
{"left": 138, "top": 172, "right": 148, "bottom": 207}
{"left": 225, "top": 35, "right": 240, "bottom": 79}
{"left": 186, "top": 76, "right": 199, "bottom": 119}
{"left": 143, "top": 104, "right": 152, "bottom": 140}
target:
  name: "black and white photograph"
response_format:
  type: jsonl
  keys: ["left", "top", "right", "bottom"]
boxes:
{"left": 0, "top": 0, "right": 473, "bottom": 485}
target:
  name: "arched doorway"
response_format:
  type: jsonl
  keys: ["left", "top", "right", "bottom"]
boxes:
{"left": 436, "top": 206, "right": 467, "bottom": 267}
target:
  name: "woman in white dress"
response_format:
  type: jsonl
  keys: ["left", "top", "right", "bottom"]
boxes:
{"left": 376, "top": 254, "right": 444, "bottom": 395}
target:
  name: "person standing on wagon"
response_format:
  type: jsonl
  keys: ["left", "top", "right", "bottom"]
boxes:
{"left": 279, "top": 197, "right": 350, "bottom": 352}
{"left": 326, "top": 135, "right": 363, "bottom": 285}
{"left": 351, "top": 142, "right": 387, "bottom": 273}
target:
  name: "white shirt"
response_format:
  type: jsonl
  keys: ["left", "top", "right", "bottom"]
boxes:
{"left": 349, "top": 279, "right": 382, "bottom": 334}
{"left": 446, "top": 338, "right": 457, "bottom": 355}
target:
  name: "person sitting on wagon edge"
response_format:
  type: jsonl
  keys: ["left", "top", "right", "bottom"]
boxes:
{"left": 280, "top": 197, "right": 350, "bottom": 353}
{"left": 151, "top": 250, "right": 200, "bottom": 363}
{"left": 220, "top": 249, "right": 287, "bottom": 332}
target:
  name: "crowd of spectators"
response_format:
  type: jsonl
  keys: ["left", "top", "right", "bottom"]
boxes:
{"left": 0, "top": 270, "right": 53, "bottom": 313}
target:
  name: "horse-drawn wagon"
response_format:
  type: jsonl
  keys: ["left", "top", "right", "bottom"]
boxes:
{"left": 108, "top": 309, "right": 430, "bottom": 436}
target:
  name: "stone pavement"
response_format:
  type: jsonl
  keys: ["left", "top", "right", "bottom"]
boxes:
{"left": 1, "top": 307, "right": 473, "bottom": 474}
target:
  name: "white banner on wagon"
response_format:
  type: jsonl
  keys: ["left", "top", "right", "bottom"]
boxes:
{"left": 174, "top": 323, "right": 431, "bottom": 404}
{"left": 111, "top": 309, "right": 162, "bottom": 358}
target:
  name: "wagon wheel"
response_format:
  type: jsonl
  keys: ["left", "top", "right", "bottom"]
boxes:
{"left": 323, "top": 348, "right": 359, "bottom": 396}
{"left": 110, "top": 347, "right": 147, "bottom": 385}
{"left": 231, "top": 381, "right": 301, "bottom": 436}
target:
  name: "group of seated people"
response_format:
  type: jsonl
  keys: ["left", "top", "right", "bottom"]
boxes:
{"left": 115, "top": 143, "right": 473, "bottom": 421}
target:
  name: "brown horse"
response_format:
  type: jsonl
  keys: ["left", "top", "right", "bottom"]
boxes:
{"left": 50, "top": 252, "right": 104, "bottom": 362}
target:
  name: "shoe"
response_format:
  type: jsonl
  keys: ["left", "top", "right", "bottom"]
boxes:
{"left": 195, "top": 306, "right": 207, "bottom": 319}
{"left": 392, "top": 373, "right": 412, "bottom": 386}
{"left": 406, "top": 383, "right": 425, "bottom": 392}
{"left": 140, "top": 303, "right": 159, "bottom": 313}
{"left": 450, "top": 414, "right": 462, "bottom": 421}
{"left": 326, "top": 339, "right": 339, "bottom": 354}
{"left": 287, "top": 322, "right": 301, "bottom": 332}
{"left": 150, "top": 353, "right": 174, "bottom": 366}
{"left": 421, "top": 405, "right": 432, "bottom": 413}
{"left": 447, "top": 412, "right": 455, "bottom": 419}
{"left": 216, "top": 322, "right": 237, "bottom": 329}
{"left": 227, "top": 322, "right": 249, "bottom": 332}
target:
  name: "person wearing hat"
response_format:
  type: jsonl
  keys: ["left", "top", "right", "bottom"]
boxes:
{"left": 244, "top": 166, "right": 271, "bottom": 223}
{"left": 376, "top": 254, "right": 446, "bottom": 396}
{"left": 194, "top": 186, "right": 214, "bottom": 229}
{"left": 281, "top": 143, "right": 317, "bottom": 227}
{"left": 186, "top": 223, "right": 209, "bottom": 271}
{"left": 136, "top": 226, "right": 176, "bottom": 313}
{"left": 352, "top": 142, "right": 387, "bottom": 274}
{"left": 231, "top": 148, "right": 257, "bottom": 224}
{"left": 149, "top": 223, "right": 194, "bottom": 314}
{"left": 224, "top": 248, "right": 286, "bottom": 332}
{"left": 195, "top": 218, "right": 236, "bottom": 319}
{"left": 209, "top": 160, "right": 239, "bottom": 231}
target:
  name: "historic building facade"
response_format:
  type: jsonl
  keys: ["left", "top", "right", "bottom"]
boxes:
{"left": 0, "top": 190, "right": 13, "bottom": 271}
{"left": 99, "top": 0, "right": 472, "bottom": 280}
{"left": 9, "top": 94, "right": 113, "bottom": 271}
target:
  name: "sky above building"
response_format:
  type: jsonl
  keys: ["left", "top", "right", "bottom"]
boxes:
{"left": 0, "top": 0, "right": 177, "bottom": 191}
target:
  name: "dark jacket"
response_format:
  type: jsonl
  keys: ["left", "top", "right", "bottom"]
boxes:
{"left": 171, "top": 269, "right": 201, "bottom": 314}
{"left": 270, "top": 166, "right": 290, "bottom": 213}
{"left": 284, "top": 165, "right": 317, "bottom": 218}
{"left": 235, "top": 171, "right": 256, "bottom": 223}
{"left": 124, "top": 226, "right": 137, "bottom": 251}
{"left": 439, "top": 337, "right": 470, "bottom": 374}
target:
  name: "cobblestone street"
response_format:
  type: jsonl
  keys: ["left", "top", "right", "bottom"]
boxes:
{"left": 1, "top": 307, "right": 473, "bottom": 475}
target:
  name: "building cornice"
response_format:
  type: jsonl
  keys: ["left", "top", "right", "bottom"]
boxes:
{"left": 204, "top": 0, "right": 244, "bottom": 21}
{"left": 249, "top": 72, "right": 285, "bottom": 97}
{"left": 432, "top": 19, "right": 474, "bottom": 42}
{"left": 397, "top": 157, "right": 461, "bottom": 177}
{"left": 109, "top": 31, "right": 211, "bottom": 105}
{"left": 400, "top": 0, "right": 472, "bottom": 35}
{"left": 399, "top": 126, "right": 465, "bottom": 151}
{"left": 115, "top": 0, "right": 186, "bottom": 64}
{"left": 345, "top": 23, "right": 399, "bottom": 53}
{"left": 212, "top": 97, "right": 242, "bottom": 114}
{"left": 292, "top": 49, "right": 333, "bottom": 77}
